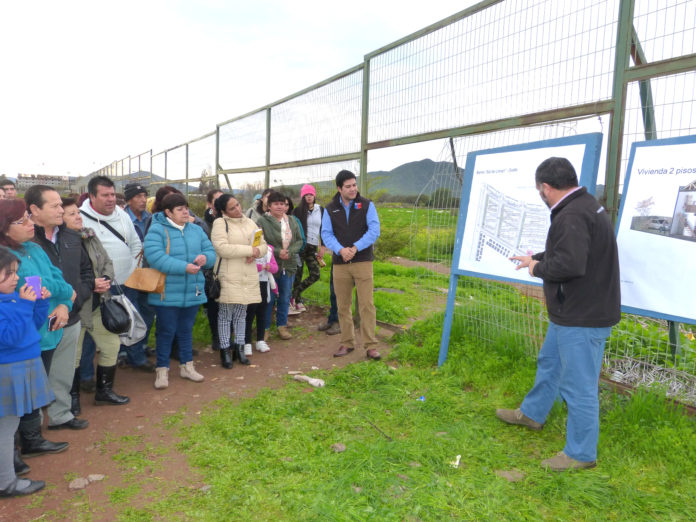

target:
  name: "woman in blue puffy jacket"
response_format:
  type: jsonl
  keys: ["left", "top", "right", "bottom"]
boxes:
{"left": 143, "top": 193, "right": 215, "bottom": 390}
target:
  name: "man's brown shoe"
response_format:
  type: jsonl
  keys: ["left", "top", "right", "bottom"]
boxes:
{"left": 366, "top": 349, "right": 381, "bottom": 360}
{"left": 333, "top": 345, "right": 354, "bottom": 357}
{"left": 495, "top": 408, "right": 543, "bottom": 431}
{"left": 277, "top": 326, "right": 292, "bottom": 340}
{"left": 541, "top": 451, "right": 596, "bottom": 471}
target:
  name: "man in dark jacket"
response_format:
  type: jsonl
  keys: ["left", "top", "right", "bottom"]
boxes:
{"left": 497, "top": 157, "right": 621, "bottom": 471}
{"left": 26, "top": 185, "right": 94, "bottom": 430}
{"left": 321, "top": 170, "right": 381, "bottom": 360}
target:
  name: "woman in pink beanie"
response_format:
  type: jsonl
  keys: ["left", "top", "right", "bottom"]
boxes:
{"left": 291, "top": 184, "right": 326, "bottom": 312}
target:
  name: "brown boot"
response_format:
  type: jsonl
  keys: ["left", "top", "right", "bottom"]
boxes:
{"left": 326, "top": 322, "right": 341, "bottom": 335}
{"left": 277, "top": 326, "right": 292, "bottom": 340}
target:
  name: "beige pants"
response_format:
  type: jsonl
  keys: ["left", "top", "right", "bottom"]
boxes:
{"left": 76, "top": 307, "right": 120, "bottom": 368}
{"left": 333, "top": 261, "right": 377, "bottom": 349}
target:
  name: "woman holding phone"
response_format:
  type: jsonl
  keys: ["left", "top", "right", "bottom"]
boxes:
{"left": 0, "top": 200, "right": 74, "bottom": 470}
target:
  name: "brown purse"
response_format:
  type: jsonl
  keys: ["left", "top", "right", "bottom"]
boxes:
{"left": 124, "top": 230, "right": 169, "bottom": 293}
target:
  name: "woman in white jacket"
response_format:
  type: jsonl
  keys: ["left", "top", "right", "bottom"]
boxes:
{"left": 211, "top": 195, "right": 268, "bottom": 369}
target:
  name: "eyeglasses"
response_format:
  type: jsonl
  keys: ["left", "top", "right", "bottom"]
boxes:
{"left": 11, "top": 214, "right": 32, "bottom": 226}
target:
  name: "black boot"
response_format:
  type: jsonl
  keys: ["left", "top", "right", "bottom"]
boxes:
{"left": 14, "top": 447, "right": 30, "bottom": 476}
{"left": 70, "top": 368, "right": 81, "bottom": 417}
{"left": 220, "top": 347, "right": 233, "bottom": 369}
{"left": 234, "top": 343, "right": 250, "bottom": 365}
{"left": 18, "top": 414, "right": 69, "bottom": 458}
{"left": 94, "top": 365, "right": 130, "bottom": 406}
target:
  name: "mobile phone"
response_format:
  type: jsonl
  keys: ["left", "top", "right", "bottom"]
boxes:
{"left": 47, "top": 316, "right": 57, "bottom": 331}
{"left": 25, "top": 275, "right": 41, "bottom": 296}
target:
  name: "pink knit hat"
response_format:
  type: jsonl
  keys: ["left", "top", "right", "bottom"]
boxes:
{"left": 300, "top": 184, "right": 316, "bottom": 199}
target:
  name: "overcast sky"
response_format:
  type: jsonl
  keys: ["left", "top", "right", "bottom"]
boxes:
{"left": 0, "top": 0, "right": 477, "bottom": 177}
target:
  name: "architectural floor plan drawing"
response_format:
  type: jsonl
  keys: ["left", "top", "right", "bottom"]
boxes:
{"left": 473, "top": 184, "right": 548, "bottom": 263}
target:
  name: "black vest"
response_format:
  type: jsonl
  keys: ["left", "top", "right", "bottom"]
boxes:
{"left": 325, "top": 192, "right": 374, "bottom": 265}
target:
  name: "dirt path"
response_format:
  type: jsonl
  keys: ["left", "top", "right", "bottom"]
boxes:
{"left": 2, "top": 306, "right": 395, "bottom": 521}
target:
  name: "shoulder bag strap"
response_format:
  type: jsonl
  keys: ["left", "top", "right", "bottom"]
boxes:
{"left": 80, "top": 210, "right": 127, "bottom": 245}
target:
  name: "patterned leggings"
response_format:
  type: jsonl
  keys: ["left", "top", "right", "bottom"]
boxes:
{"left": 218, "top": 303, "right": 247, "bottom": 348}
{"left": 292, "top": 244, "right": 321, "bottom": 302}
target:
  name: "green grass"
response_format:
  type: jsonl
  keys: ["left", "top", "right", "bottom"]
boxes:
{"left": 118, "top": 316, "right": 696, "bottom": 521}
{"left": 375, "top": 206, "right": 457, "bottom": 261}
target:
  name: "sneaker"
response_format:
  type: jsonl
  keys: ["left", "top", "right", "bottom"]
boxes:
{"left": 541, "top": 451, "right": 596, "bottom": 471}
{"left": 180, "top": 361, "right": 204, "bottom": 382}
{"left": 277, "top": 326, "right": 292, "bottom": 340}
{"left": 255, "top": 341, "right": 271, "bottom": 353}
{"left": 287, "top": 303, "right": 301, "bottom": 316}
{"left": 244, "top": 343, "right": 253, "bottom": 357}
{"left": 154, "top": 367, "right": 169, "bottom": 389}
{"left": 495, "top": 408, "right": 544, "bottom": 431}
{"left": 295, "top": 302, "right": 307, "bottom": 312}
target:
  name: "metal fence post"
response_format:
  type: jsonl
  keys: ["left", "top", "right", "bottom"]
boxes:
{"left": 265, "top": 108, "right": 271, "bottom": 190}
{"left": 359, "top": 59, "right": 370, "bottom": 195}
{"left": 605, "top": 0, "right": 636, "bottom": 224}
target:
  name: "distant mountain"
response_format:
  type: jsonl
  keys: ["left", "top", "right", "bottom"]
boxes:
{"left": 368, "top": 159, "right": 462, "bottom": 195}
{"left": 281, "top": 159, "right": 461, "bottom": 197}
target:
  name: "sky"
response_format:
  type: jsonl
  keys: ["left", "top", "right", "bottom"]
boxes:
{"left": 0, "top": 0, "right": 477, "bottom": 178}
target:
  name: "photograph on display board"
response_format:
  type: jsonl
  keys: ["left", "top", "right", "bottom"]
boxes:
{"left": 629, "top": 178, "right": 696, "bottom": 241}
{"left": 451, "top": 133, "right": 603, "bottom": 285}
{"left": 616, "top": 135, "right": 696, "bottom": 323}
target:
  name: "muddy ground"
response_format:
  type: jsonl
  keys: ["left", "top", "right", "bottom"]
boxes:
{"left": 2, "top": 304, "right": 396, "bottom": 521}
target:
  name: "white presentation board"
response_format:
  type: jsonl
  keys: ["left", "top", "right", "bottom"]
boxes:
{"left": 451, "top": 133, "right": 604, "bottom": 285}
{"left": 438, "top": 133, "right": 604, "bottom": 367}
{"left": 616, "top": 136, "right": 696, "bottom": 324}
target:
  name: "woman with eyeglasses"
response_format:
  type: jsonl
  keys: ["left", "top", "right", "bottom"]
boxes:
{"left": 0, "top": 200, "right": 74, "bottom": 474}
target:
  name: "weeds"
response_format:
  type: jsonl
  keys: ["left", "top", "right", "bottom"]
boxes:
{"left": 133, "top": 316, "right": 696, "bottom": 520}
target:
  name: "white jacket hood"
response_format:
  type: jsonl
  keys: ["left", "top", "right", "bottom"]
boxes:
{"left": 79, "top": 199, "right": 143, "bottom": 283}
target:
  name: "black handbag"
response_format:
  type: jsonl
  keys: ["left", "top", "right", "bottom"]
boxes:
{"left": 205, "top": 220, "right": 226, "bottom": 300}
{"left": 205, "top": 260, "right": 222, "bottom": 300}
{"left": 101, "top": 295, "right": 131, "bottom": 334}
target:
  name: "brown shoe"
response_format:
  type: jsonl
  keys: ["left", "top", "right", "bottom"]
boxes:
{"left": 277, "top": 326, "right": 292, "bottom": 340}
{"left": 541, "top": 451, "right": 596, "bottom": 471}
{"left": 495, "top": 408, "right": 543, "bottom": 431}
{"left": 366, "top": 349, "right": 381, "bottom": 360}
{"left": 264, "top": 330, "right": 270, "bottom": 341}
{"left": 326, "top": 322, "right": 341, "bottom": 336}
{"left": 333, "top": 345, "right": 354, "bottom": 357}
{"left": 317, "top": 320, "right": 334, "bottom": 331}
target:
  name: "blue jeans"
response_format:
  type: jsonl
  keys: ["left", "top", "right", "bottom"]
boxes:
{"left": 137, "top": 290, "right": 156, "bottom": 348}
{"left": 328, "top": 265, "right": 338, "bottom": 324}
{"left": 520, "top": 322, "right": 611, "bottom": 462}
{"left": 265, "top": 270, "right": 295, "bottom": 329}
{"left": 153, "top": 305, "right": 199, "bottom": 368}
{"left": 112, "top": 285, "right": 149, "bottom": 366}
{"left": 79, "top": 331, "right": 96, "bottom": 381}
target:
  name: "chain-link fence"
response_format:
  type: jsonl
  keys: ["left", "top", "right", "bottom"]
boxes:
{"left": 90, "top": 0, "right": 696, "bottom": 403}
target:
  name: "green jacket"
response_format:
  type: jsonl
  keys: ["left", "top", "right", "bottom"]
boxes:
{"left": 257, "top": 214, "right": 303, "bottom": 274}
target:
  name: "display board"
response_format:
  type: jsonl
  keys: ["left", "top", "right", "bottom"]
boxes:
{"left": 438, "top": 133, "right": 604, "bottom": 366}
{"left": 616, "top": 135, "right": 696, "bottom": 324}
{"left": 451, "top": 133, "right": 604, "bottom": 285}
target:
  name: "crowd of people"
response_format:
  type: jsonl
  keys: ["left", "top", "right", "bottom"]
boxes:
{"left": 0, "top": 169, "right": 383, "bottom": 497}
